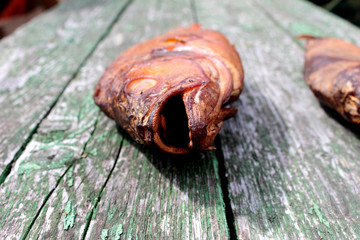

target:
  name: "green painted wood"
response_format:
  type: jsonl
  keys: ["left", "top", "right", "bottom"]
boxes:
{"left": 0, "top": 0, "right": 132, "bottom": 238}
{"left": 0, "top": 38, "right": 109, "bottom": 238}
{"left": 2, "top": 0, "right": 359, "bottom": 239}
{"left": 67, "top": 0, "right": 229, "bottom": 239}
{"left": 86, "top": 142, "right": 229, "bottom": 240}
{"left": 0, "top": 0, "right": 230, "bottom": 239}
{"left": 254, "top": 0, "right": 360, "bottom": 45}
{"left": 196, "top": 0, "right": 360, "bottom": 239}
{"left": 0, "top": 0, "right": 132, "bottom": 174}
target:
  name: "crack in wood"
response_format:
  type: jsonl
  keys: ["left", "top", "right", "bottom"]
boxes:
{"left": 81, "top": 137, "right": 125, "bottom": 240}
{"left": 0, "top": 0, "right": 134, "bottom": 188}
{"left": 214, "top": 136, "right": 238, "bottom": 240}
{"left": 19, "top": 113, "right": 101, "bottom": 239}
{"left": 20, "top": 164, "right": 73, "bottom": 240}
{"left": 192, "top": 0, "right": 236, "bottom": 238}
{"left": 0, "top": 161, "right": 12, "bottom": 186}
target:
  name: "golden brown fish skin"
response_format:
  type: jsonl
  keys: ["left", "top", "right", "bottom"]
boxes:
{"left": 301, "top": 36, "right": 360, "bottom": 125}
{"left": 94, "top": 24, "right": 244, "bottom": 154}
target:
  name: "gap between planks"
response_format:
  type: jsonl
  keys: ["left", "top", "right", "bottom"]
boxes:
{"left": 191, "top": 0, "right": 239, "bottom": 238}
{"left": 19, "top": 112, "right": 100, "bottom": 240}
{"left": 1, "top": 0, "right": 301, "bottom": 238}
{"left": 214, "top": 137, "right": 238, "bottom": 240}
{"left": 81, "top": 137, "right": 125, "bottom": 240}
{"left": 2, "top": 0, "right": 133, "bottom": 237}
{"left": 0, "top": 0, "right": 134, "bottom": 187}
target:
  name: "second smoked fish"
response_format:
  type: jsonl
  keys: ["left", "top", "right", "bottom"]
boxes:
{"left": 301, "top": 36, "right": 360, "bottom": 125}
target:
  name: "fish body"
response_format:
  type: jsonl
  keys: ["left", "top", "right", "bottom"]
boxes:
{"left": 301, "top": 36, "right": 360, "bottom": 125}
{"left": 94, "top": 24, "right": 244, "bottom": 154}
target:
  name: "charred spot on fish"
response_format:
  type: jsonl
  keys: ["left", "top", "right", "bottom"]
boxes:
{"left": 159, "top": 95, "right": 190, "bottom": 148}
{"left": 94, "top": 88, "right": 101, "bottom": 97}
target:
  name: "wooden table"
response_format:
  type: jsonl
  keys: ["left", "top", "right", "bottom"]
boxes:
{"left": 1, "top": 0, "right": 359, "bottom": 239}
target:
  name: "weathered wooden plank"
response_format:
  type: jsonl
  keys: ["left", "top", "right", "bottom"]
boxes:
{"left": 74, "top": 0, "right": 230, "bottom": 238}
{"left": 0, "top": 44, "right": 105, "bottom": 239}
{"left": 26, "top": 117, "right": 123, "bottom": 240}
{"left": 0, "top": 1, "right": 132, "bottom": 239}
{"left": 87, "top": 144, "right": 229, "bottom": 240}
{"left": 196, "top": 0, "right": 360, "bottom": 239}
{"left": 254, "top": 0, "right": 360, "bottom": 45}
{"left": 0, "top": 0, "right": 132, "bottom": 175}
{"left": 0, "top": 0, "right": 230, "bottom": 239}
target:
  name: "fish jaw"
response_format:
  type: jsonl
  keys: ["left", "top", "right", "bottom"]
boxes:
{"left": 95, "top": 53, "right": 240, "bottom": 154}
{"left": 139, "top": 79, "right": 237, "bottom": 154}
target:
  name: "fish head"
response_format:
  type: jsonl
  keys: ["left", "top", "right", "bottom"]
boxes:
{"left": 95, "top": 51, "right": 236, "bottom": 154}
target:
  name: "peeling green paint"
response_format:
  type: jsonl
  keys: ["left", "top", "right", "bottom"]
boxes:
{"left": 290, "top": 22, "right": 324, "bottom": 36}
{"left": 107, "top": 206, "right": 117, "bottom": 221}
{"left": 308, "top": 203, "right": 330, "bottom": 229}
{"left": 124, "top": 24, "right": 134, "bottom": 31}
{"left": 67, "top": 125, "right": 92, "bottom": 139}
{"left": 77, "top": 95, "right": 96, "bottom": 122}
{"left": 96, "top": 130, "right": 110, "bottom": 143}
{"left": 239, "top": 24, "right": 254, "bottom": 31}
{"left": 90, "top": 148, "right": 98, "bottom": 156}
{"left": 2, "top": 0, "right": 359, "bottom": 239}
{"left": 101, "top": 229, "right": 109, "bottom": 240}
{"left": 111, "top": 224, "right": 123, "bottom": 240}
{"left": 67, "top": 166, "right": 74, "bottom": 187}
{"left": 39, "top": 144, "right": 57, "bottom": 150}
{"left": 18, "top": 163, "right": 41, "bottom": 175}
{"left": 49, "top": 152, "right": 74, "bottom": 170}
{"left": 37, "top": 130, "right": 67, "bottom": 143}
{"left": 63, "top": 201, "right": 76, "bottom": 230}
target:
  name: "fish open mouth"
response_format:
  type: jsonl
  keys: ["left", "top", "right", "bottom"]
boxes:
{"left": 149, "top": 80, "right": 229, "bottom": 154}
{"left": 159, "top": 94, "right": 190, "bottom": 148}
{"left": 150, "top": 90, "right": 194, "bottom": 154}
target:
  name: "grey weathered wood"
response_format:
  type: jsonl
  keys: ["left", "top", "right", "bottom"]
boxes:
{"left": 67, "top": 0, "right": 229, "bottom": 238}
{"left": 255, "top": 0, "right": 360, "bottom": 45}
{"left": 0, "top": 0, "right": 131, "bottom": 174}
{"left": 0, "top": 0, "right": 230, "bottom": 239}
{"left": 85, "top": 141, "right": 229, "bottom": 240}
{"left": 196, "top": 0, "right": 360, "bottom": 239}
{"left": 1, "top": 0, "right": 360, "bottom": 239}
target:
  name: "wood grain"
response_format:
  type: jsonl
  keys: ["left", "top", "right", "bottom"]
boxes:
{"left": 0, "top": 0, "right": 230, "bottom": 239}
{"left": 0, "top": 0, "right": 131, "bottom": 174}
{"left": 77, "top": 0, "right": 229, "bottom": 238}
{"left": 1, "top": 0, "right": 360, "bottom": 239}
{"left": 196, "top": 0, "right": 360, "bottom": 239}
{"left": 255, "top": 0, "right": 360, "bottom": 45}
